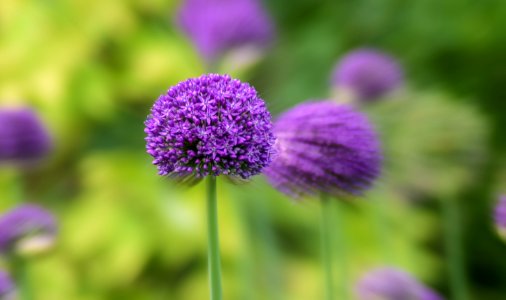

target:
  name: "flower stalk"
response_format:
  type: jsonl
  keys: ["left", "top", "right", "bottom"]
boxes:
{"left": 442, "top": 197, "right": 469, "bottom": 300}
{"left": 320, "top": 194, "right": 335, "bottom": 300}
{"left": 207, "top": 176, "right": 222, "bottom": 300}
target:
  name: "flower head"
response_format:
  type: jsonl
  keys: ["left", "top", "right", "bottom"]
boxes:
{"left": 365, "top": 91, "right": 487, "bottom": 197}
{"left": 0, "top": 204, "right": 57, "bottom": 256}
{"left": 494, "top": 195, "right": 506, "bottom": 239}
{"left": 0, "top": 271, "right": 15, "bottom": 299}
{"left": 264, "top": 101, "right": 382, "bottom": 198}
{"left": 0, "top": 108, "right": 52, "bottom": 167}
{"left": 355, "top": 267, "right": 443, "bottom": 300}
{"left": 331, "top": 49, "right": 403, "bottom": 101}
{"left": 145, "top": 74, "right": 275, "bottom": 180}
{"left": 177, "top": 0, "right": 274, "bottom": 62}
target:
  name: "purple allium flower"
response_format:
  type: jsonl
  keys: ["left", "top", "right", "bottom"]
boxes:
{"left": 264, "top": 101, "right": 382, "bottom": 198}
{"left": 494, "top": 195, "right": 506, "bottom": 238}
{"left": 0, "top": 271, "right": 15, "bottom": 299}
{"left": 355, "top": 267, "right": 443, "bottom": 300}
{"left": 0, "top": 108, "right": 52, "bottom": 167}
{"left": 0, "top": 204, "right": 57, "bottom": 255}
{"left": 331, "top": 49, "right": 403, "bottom": 101}
{"left": 145, "top": 74, "right": 275, "bottom": 180}
{"left": 177, "top": 0, "right": 274, "bottom": 62}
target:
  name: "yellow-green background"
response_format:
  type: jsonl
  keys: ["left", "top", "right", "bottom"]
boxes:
{"left": 1, "top": 0, "right": 505, "bottom": 299}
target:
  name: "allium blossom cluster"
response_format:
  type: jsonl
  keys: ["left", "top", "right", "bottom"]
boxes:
{"left": 177, "top": 0, "right": 274, "bottom": 62}
{"left": 0, "top": 271, "right": 15, "bottom": 300}
{"left": 0, "top": 204, "right": 57, "bottom": 255}
{"left": 145, "top": 74, "right": 275, "bottom": 180}
{"left": 355, "top": 267, "right": 443, "bottom": 300}
{"left": 264, "top": 101, "right": 382, "bottom": 198}
{"left": 331, "top": 49, "right": 403, "bottom": 101}
{"left": 495, "top": 195, "right": 506, "bottom": 239}
{"left": 0, "top": 108, "right": 52, "bottom": 166}
{"left": 369, "top": 92, "right": 488, "bottom": 196}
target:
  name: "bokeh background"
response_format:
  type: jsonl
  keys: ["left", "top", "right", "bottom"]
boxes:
{"left": 1, "top": 0, "right": 506, "bottom": 299}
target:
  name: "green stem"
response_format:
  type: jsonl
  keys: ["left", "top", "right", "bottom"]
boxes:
{"left": 333, "top": 198, "right": 349, "bottom": 300}
{"left": 207, "top": 176, "right": 223, "bottom": 300}
{"left": 11, "top": 256, "right": 33, "bottom": 300}
{"left": 321, "top": 194, "right": 349, "bottom": 300}
{"left": 442, "top": 197, "right": 469, "bottom": 300}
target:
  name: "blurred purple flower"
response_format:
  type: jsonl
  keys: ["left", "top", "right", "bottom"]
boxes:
{"left": 0, "top": 271, "right": 15, "bottom": 299}
{"left": 494, "top": 195, "right": 506, "bottom": 238}
{"left": 0, "top": 108, "right": 52, "bottom": 167}
{"left": 177, "top": 0, "right": 274, "bottom": 62}
{"left": 264, "top": 101, "right": 382, "bottom": 198}
{"left": 331, "top": 49, "right": 403, "bottom": 101}
{"left": 145, "top": 74, "right": 275, "bottom": 180}
{"left": 356, "top": 267, "right": 443, "bottom": 300}
{"left": 0, "top": 204, "right": 57, "bottom": 255}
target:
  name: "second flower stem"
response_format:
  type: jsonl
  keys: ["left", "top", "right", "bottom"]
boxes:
{"left": 320, "top": 194, "right": 349, "bottom": 300}
{"left": 442, "top": 196, "right": 469, "bottom": 300}
{"left": 320, "top": 194, "right": 335, "bottom": 300}
{"left": 207, "top": 176, "right": 223, "bottom": 300}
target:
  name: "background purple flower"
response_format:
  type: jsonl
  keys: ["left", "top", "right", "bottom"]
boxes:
{"left": 494, "top": 195, "right": 506, "bottom": 238}
{"left": 145, "top": 74, "right": 275, "bottom": 180}
{"left": 177, "top": 0, "right": 274, "bottom": 62}
{"left": 331, "top": 49, "right": 403, "bottom": 101}
{"left": 355, "top": 267, "right": 443, "bottom": 300}
{"left": 0, "top": 204, "right": 57, "bottom": 255}
{"left": 264, "top": 101, "right": 382, "bottom": 198}
{"left": 0, "top": 271, "right": 15, "bottom": 299}
{"left": 0, "top": 108, "right": 52, "bottom": 167}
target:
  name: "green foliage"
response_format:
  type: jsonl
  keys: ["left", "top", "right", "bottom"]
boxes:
{"left": 0, "top": 0, "right": 505, "bottom": 299}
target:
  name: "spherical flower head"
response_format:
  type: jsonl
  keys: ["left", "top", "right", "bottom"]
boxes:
{"left": 145, "top": 74, "right": 276, "bottom": 180}
{"left": 264, "top": 101, "right": 382, "bottom": 198}
{"left": 355, "top": 267, "right": 443, "bottom": 300}
{"left": 0, "top": 271, "right": 16, "bottom": 300}
{"left": 0, "top": 204, "right": 57, "bottom": 256}
{"left": 0, "top": 108, "right": 52, "bottom": 167}
{"left": 494, "top": 195, "right": 506, "bottom": 239}
{"left": 331, "top": 49, "right": 403, "bottom": 101}
{"left": 177, "top": 0, "right": 274, "bottom": 62}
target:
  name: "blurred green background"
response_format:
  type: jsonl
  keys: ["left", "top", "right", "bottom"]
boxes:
{"left": 1, "top": 0, "right": 505, "bottom": 299}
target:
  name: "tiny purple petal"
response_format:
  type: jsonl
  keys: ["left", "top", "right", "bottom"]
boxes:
{"left": 264, "top": 101, "right": 382, "bottom": 198}
{"left": 145, "top": 74, "right": 276, "bottom": 180}
{"left": 331, "top": 49, "right": 403, "bottom": 101}
{"left": 177, "top": 0, "right": 274, "bottom": 62}
{"left": 0, "top": 204, "right": 57, "bottom": 255}
{"left": 355, "top": 267, "right": 443, "bottom": 300}
{"left": 0, "top": 108, "right": 52, "bottom": 167}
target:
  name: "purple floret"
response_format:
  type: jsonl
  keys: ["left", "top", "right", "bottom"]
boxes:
{"left": 145, "top": 74, "right": 276, "bottom": 180}
{"left": 177, "top": 0, "right": 274, "bottom": 62}
{"left": 264, "top": 101, "right": 382, "bottom": 198}
{"left": 0, "top": 108, "right": 52, "bottom": 166}
{"left": 0, "top": 271, "right": 15, "bottom": 298}
{"left": 355, "top": 267, "right": 443, "bottom": 300}
{"left": 0, "top": 204, "right": 57, "bottom": 254}
{"left": 331, "top": 49, "right": 403, "bottom": 101}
